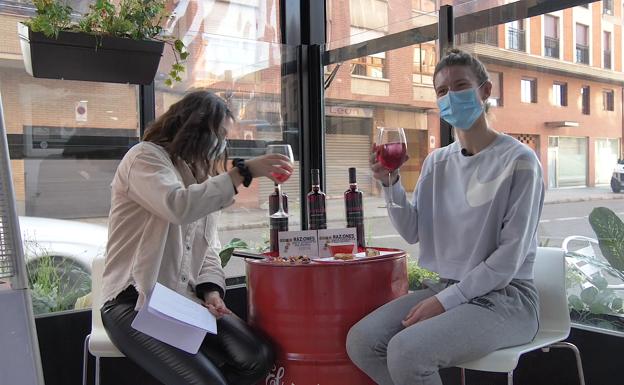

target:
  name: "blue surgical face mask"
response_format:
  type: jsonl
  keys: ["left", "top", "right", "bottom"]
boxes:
{"left": 437, "top": 83, "right": 485, "bottom": 130}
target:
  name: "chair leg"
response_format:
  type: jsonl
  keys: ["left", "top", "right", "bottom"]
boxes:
{"left": 549, "top": 342, "right": 586, "bottom": 385}
{"left": 95, "top": 357, "right": 101, "bottom": 385}
{"left": 460, "top": 367, "right": 466, "bottom": 385}
{"left": 82, "top": 335, "right": 90, "bottom": 385}
{"left": 507, "top": 371, "right": 513, "bottom": 385}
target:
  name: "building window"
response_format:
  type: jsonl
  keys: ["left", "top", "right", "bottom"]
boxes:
{"left": 349, "top": 0, "right": 389, "bottom": 79}
{"left": 576, "top": 24, "right": 590, "bottom": 64}
{"left": 603, "top": 31, "right": 612, "bottom": 69}
{"left": 507, "top": 20, "right": 526, "bottom": 51}
{"left": 603, "top": 0, "right": 614, "bottom": 15}
{"left": 412, "top": 0, "right": 436, "bottom": 13}
{"left": 521, "top": 78, "right": 537, "bottom": 103}
{"left": 544, "top": 15, "right": 560, "bottom": 59}
{"left": 553, "top": 82, "right": 568, "bottom": 107}
{"left": 488, "top": 71, "right": 503, "bottom": 107}
{"left": 349, "top": 27, "right": 387, "bottom": 79}
{"left": 581, "top": 86, "right": 590, "bottom": 115}
{"left": 350, "top": 0, "right": 388, "bottom": 30}
{"left": 603, "top": 89, "right": 615, "bottom": 111}
{"left": 412, "top": 43, "right": 436, "bottom": 84}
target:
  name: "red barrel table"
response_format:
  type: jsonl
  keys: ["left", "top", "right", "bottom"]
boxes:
{"left": 246, "top": 249, "right": 408, "bottom": 385}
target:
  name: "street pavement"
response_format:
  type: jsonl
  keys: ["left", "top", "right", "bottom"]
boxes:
{"left": 219, "top": 185, "right": 624, "bottom": 277}
{"left": 218, "top": 185, "right": 624, "bottom": 231}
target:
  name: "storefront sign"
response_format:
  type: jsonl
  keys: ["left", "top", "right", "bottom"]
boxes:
{"left": 326, "top": 105, "right": 374, "bottom": 118}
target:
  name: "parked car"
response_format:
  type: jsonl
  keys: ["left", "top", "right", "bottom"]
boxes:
{"left": 611, "top": 159, "right": 624, "bottom": 193}
{"left": 18, "top": 216, "right": 108, "bottom": 314}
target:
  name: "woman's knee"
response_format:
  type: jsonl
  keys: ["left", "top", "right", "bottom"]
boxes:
{"left": 252, "top": 340, "right": 274, "bottom": 375}
{"left": 387, "top": 334, "right": 437, "bottom": 383}
{"left": 346, "top": 320, "right": 380, "bottom": 363}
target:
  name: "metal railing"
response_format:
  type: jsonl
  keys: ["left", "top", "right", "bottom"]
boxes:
{"left": 544, "top": 36, "right": 560, "bottom": 58}
{"left": 603, "top": 0, "right": 614, "bottom": 15}
{"left": 458, "top": 27, "right": 498, "bottom": 46}
{"left": 576, "top": 44, "right": 590, "bottom": 65}
{"left": 507, "top": 28, "right": 526, "bottom": 51}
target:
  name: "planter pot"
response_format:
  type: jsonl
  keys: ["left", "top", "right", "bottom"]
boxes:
{"left": 18, "top": 22, "right": 164, "bottom": 85}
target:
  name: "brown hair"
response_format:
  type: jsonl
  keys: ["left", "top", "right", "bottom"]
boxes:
{"left": 143, "top": 91, "right": 234, "bottom": 176}
{"left": 433, "top": 48, "right": 489, "bottom": 86}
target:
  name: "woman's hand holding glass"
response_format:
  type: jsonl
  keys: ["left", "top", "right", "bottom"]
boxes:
{"left": 369, "top": 145, "right": 409, "bottom": 187}
{"left": 245, "top": 153, "right": 294, "bottom": 184}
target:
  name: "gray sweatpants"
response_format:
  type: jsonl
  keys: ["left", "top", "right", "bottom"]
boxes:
{"left": 346, "top": 279, "right": 539, "bottom": 385}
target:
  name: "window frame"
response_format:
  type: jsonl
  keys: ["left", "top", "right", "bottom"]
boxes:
{"left": 521, "top": 77, "right": 537, "bottom": 104}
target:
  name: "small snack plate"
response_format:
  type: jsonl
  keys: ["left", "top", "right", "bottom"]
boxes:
{"left": 315, "top": 250, "right": 399, "bottom": 263}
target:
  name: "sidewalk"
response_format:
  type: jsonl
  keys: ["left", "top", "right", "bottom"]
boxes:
{"left": 219, "top": 186, "right": 624, "bottom": 231}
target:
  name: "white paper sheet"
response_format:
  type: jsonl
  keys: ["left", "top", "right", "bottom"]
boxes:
{"left": 131, "top": 283, "right": 217, "bottom": 354}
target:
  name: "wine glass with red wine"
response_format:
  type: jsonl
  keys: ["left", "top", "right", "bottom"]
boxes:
{"left": 376, "top": 127, "right": 407, "bottom": 208}
{"left": 266, "top": 144, "right": 294, "bottom": 218}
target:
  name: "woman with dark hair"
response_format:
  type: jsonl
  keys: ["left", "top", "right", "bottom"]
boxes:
{"left": 346, "top": 49, "right": 544, "bottom": 385}
{"left": 100, "top": 91, "right": 292, "bottom": 385}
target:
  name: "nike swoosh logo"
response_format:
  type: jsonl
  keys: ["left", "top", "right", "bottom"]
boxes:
{"left": 466, "top": 159, "right": 535, "bottom": 207}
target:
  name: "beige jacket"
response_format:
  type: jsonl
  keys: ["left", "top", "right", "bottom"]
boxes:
{"left": 101, "top": 141, "right": 235, "bottom": 309}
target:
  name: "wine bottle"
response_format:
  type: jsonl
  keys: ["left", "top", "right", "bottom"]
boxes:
{"left": 269, "top": 183, "right": 288, "bottom": 253}
{"left": 307, "top": 169, "right": 327, "bottom": 230}
{"left": 345, "top": 167, "right": 365, "bottom": 248}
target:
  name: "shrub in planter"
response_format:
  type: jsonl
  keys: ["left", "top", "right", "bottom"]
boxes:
{"left": 407, "top": 260, "right": 438, "bottom": 291}
{"left": 20, "top": 0, "right": 188, "bottom": 85}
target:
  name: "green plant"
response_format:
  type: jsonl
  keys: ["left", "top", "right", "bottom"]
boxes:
{"left": 407, "top": 260, "right": 439, "bottom": 291}
{"left": 589, "top": 207, "right": 624, "bottom": 272}
{"left": 28, "top": 0, "right": 72, "bottom": 38}
{"left": 218, "top": 238, "right": 249, "bottom": 268}
{"left": 218, "top": 235, "right": 272, "bottom": 268}
{"left": 25, "top": 0, "right": 188, "bottom": 85}
{"left": 26, "top": 255, "right": 91, "bottom": 315}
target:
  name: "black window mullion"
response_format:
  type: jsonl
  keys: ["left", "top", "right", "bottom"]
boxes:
{"left": 281, "top": 0, "right": 326, "bottom": 230}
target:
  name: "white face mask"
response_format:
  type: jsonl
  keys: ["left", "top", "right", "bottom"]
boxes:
{"left": 209, "top": 137, "right": 227, "bottom": 159}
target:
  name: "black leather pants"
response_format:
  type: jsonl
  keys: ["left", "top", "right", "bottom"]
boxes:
{"left": 101, "top": 287, "right": 274, "bottom": 385}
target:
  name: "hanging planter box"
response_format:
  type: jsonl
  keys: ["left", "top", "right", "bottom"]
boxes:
{"left": 18, "top": 22, "right": 164, "bottom": 85}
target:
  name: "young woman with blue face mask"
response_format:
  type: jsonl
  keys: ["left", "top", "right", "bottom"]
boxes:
{"left": 347, "top": 49, "right": 544, "bottom": 385}
{"left": 100, "top": 91, "right": 293, "bottom": 385}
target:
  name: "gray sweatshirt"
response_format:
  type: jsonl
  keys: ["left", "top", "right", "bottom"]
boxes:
{"left": 384, "top": 133, "right": 544, "bottom": 310}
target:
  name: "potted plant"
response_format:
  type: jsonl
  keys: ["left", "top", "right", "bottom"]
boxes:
{"left": 18, "top": 0, "right": 188, "bottom": 85}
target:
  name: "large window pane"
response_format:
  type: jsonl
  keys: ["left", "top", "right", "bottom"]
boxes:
{"left": 325, "top": 6, "right": 438, "bottom": 263}
{"left": 154, "top": 0, "right": 297, "bottom": 281}
{"left": 456, "top": 3, "right": 624, "bottom": 335}
{"left": 0, "top": 4, "right": 139, "bottom": 315}
{"left": 0, "top": 0, "right": 285, "bottom": 315}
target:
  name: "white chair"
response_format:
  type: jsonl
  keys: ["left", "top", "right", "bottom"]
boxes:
{"left": 456, "top": 247, "right": 586, "bottom": 385}
{"left": 82, "top": 257, "right": 125, "bottom": 385}
{"left": 562, "top": 235, "right": 624, "bottom": 290}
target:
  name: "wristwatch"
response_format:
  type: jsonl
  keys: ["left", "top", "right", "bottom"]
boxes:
{"left": 232, "top": 158, "right": 253, "bottom": 187}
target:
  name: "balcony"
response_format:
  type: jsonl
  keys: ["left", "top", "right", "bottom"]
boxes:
{"left": 604, "top": 50, "right": 612, "bottom": 69}
{"left": 458, "top": 27, "right": 498, "bottom": 47}
{"left": 576, "top": 44, "right": 590, "bottom": 65}
{"left": 544, "top": 36, "right": 560, "bottom": 59}
{"left": 507, "top": 27, "right": 526, "bottom": 51}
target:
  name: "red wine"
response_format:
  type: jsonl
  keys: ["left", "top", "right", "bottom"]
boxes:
{"left": 269, "top": 184, "right": 288, "bottom": 252}
{"left": 344, "top": 167, "right": 365, "bottom": 248}
{"left": 307, "top": 169, "right": 327, "bottom": 230}
{"left": 377, "top": 142, "right": 407, "bottom": 171}
{"left": 271, "top": 167, "right": 291, "bottom": 183}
